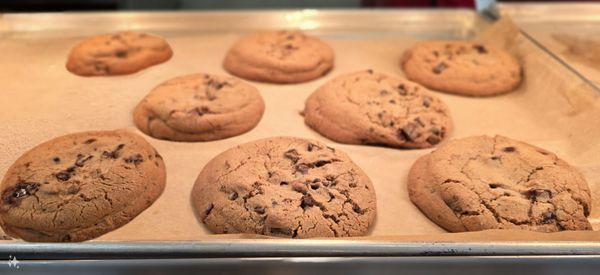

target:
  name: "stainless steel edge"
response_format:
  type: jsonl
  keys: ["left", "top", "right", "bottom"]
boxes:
{"left": 0, "top": 9, "right": 487, "bottom": 38}
{"left": 0, "top": 241, "right": 599, "bottom": 259}
{"left": 4, "top": 256, "right": 600, "bottom": 275}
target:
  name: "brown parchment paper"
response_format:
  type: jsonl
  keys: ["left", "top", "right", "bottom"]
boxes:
{"left": 0, "top": 17, "right": 599, "bottom": 243}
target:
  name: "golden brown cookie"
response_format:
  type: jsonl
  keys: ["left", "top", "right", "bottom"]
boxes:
{"left": 304, "top": 70, "right": 452, "bottom": 149}
{"left": 66, "top": 31, "right": 172, "bottom": 76}
{"left": 192, "top": 137, "right": 376, "bottom": 238}
{"left": 408, "top": 135, "right": 592, "bottom": 232}
{"left": 0, "top": 130, "right": 166, "bottom": 242}
{"left": 133, "top": 73, "right": 265, "bottom": 142}
{"left": 401, "top": 40, "right": 522, "bottom": 96}
{"left": 223, "top": 30, "right": 334, "bottom": 83}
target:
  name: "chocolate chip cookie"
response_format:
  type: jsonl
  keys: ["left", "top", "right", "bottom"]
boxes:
{"left": 304, "top": 70, "right": 452, "bottom": 149}
{"left": 133, "top": 73, "right": 265, "bottom": 142}
{"left": 66, "top": 31, "right": 172, "bottom": 76}
{"left": 401, "top": 40, "right": 522, "bottom": 96}
{"left": 223, "top": 30, "right": 334, "bottom": 83}
{"left": 0, "top": 130, "right": 166, "bottom": 242}
{"left": 192, "top": 137, "right": 376, "bottom": 238}
{"left": 408, "top": 135, "right": 592, "bottom": 232}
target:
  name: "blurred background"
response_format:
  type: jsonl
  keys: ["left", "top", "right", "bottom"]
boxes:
{"left": 0, "top": 0, "right": 597, "bottom": 12}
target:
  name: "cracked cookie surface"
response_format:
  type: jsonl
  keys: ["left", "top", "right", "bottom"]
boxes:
{"left": 223, "top": 30, "right": 334, "bottom": 83}
{"left": 304, "top": 70, "right": 452, "bottom": 149}
{"left": 408, "top": 135, "right": 592, "bottom": 232}
{"left": 66, "top": 31, "right": 172, "bottom": 76}
{"left": 0, "top": 130, "right": 166, "bottom": 242}
{"left": 401, "top": 40, "right": 522, "bottom": 96}
{"left": 133, "top": 73, "right": 265, "bottom": 142}
{"left": 192, "top": 137, "right": 376, "bottom": 238}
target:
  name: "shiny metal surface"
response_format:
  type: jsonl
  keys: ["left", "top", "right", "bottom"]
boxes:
{"left": 0, "top": 9, "right": 489, "bottom": 38}
{"left": 1, "top": 240, "right": 600, "bottom": 259}
{"left": 2, "top": 256, "right": 600, "bottom": 275}
{"left": 0, "top": 10, "right": 599, "bottom": 265}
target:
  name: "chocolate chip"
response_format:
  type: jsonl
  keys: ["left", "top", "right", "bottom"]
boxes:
{"left": 75, "top": 154, "right": 93, "bottom": 167}
{"left": 432, "top": 50, "right": 439, "bottom": 57}
{"left": 103, "top": 144, "right": 125, "bottom": 159}
{"left": 527, "top": 189, "right": 552, "bottom": 202}
{"left": 52, "top": 157, "right": 61, "bottom": 163}
{"left": 352, "top": 204, "right": 364, "bottom": 214}
{"left": 414, "top": 117, "right": 425, "bottom": 127}
{"left": 254, "top": 206, "right": 265, "bottom": 214}
{"left": 55, "top": 171, "right": 71, "bottom": 181}
{"left": 313, "top": 160, "right": 331, "bottom": 168}
{"left": 3, "top": 182, "right": 40, "bottom": 205}
{"left": 67, "top": 185, "right": 80, "bottom": 194}
{"left": 228, "top": 192, "right": 238, "bottom": 200}
{"left": 422, "top": 96, "right": 432, "bottom": 107}
{"left": 397, "top": 84, "right": 407, "bottom": 96}
{"left": 300, "top": 194, "right": 315, "bottom": 209}
{"left": 195, "top": 106, "right": 210, "bottom": 116}
{"left": 296, "top": 163, "right": 310, "bottom": 174}
{"left": 488, "top": 183, "right": 502, "bottom": 189}
{"left": 503, "top": 146, "right": 516, "bottom": 153}
{"left": 280, "top": 181, "right": 288, "bottom": 186}
{"left": 432, "top": 62, "right": 448, "bottom": 74}
{"left": 84, "top": 138, "right": 97, "bottom": 144}
{"left": 284, "top": 149, "right": 300, "bottom": 164}
{"left": 541, "top": 212, "right": 555, "bottom": 224}
{"left": 367, "top": 69, "right": 373, "bottom": 74}
{"left": 473, "top": 44, "right": 488, "bottom": 54}
{"left": 115, "top": 50, "right": 128, "bottom": 58}
{"left": 389, "top": 99, "right": 396, "bottom": 104}
{"left": 124, "top": 154, "right": 144, "bottom": 166}
{"left": 399, "top": 123, "right": 419, "bottom": 141}
{"left": 426, "top": 135, "right": 441, "bottom": 145}
{"left": 491, "top": 156, "right": 500, "bottom": 160}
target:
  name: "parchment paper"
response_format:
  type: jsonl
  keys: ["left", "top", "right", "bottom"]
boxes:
{"left": 0, "top": 17, "right": 599, "bottom": 242}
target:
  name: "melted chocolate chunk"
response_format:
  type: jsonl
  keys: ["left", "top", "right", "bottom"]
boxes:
{"left": 55, "top": 171, "right": 72, "bottom": 181}
{"left": 397, "top": 84, "right": 407, "bottom": 96}
{"left": 503, "top": 146, "right": 516, "bottom": 153}
{"left": 432, "top": 62, "right": 449, "bottom": 74}
{"left": 307, "top": 143, "right": 320, "bottom": 152}
{"left": 284, "top": 149, "right": 300, "bottom": 164}
{"left": 295, "top": 163, "right": 310, "bottom": 174}
{"left": 399, "top": 123, "right": 419, "bottom": 141}
{"left": 195, "top": 106, "right": 211, "bottom": 116}
{"left": 473, "top": 44, "right": 488, "bottom": 54}
{"left": 124, "top": 154, "right": 144, "bottom": 166}
{"left": 422, "top": 96, "right": 432, "bottom": 108}
{"left": 115, "top": 50, "right": 128, "bottom": 58}
{"left": 52, "top": 157, "right": 61, "bottom": 163}
{"left": 75, "top": 154, "right": 93, "bottom": 167}
{"left": 103, "top": 144, "right": 125, "bottom": 159}
{"left": 3, "top": 182, "right": 40, "bottom": 205}
{"left": 527, "top": 189, "right": 552, "bottom": 202}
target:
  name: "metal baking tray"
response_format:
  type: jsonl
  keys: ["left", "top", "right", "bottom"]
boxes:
{"left": 497, "top": 2, "right": 600, "bottom": 87}
{"left": 0, "top": 8, "right": 599, "bottom": 272}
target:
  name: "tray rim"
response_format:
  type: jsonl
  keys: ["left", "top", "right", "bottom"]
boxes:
{"left": 0, "top": 8, "right": 598, "bottom": 257}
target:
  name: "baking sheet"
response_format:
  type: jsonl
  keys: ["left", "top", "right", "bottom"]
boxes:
{"left": 499, "top": 3, "right": 600, "bottom": 86}
{"left": 0, "top": 11, "right": 599, "bottom": 244}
